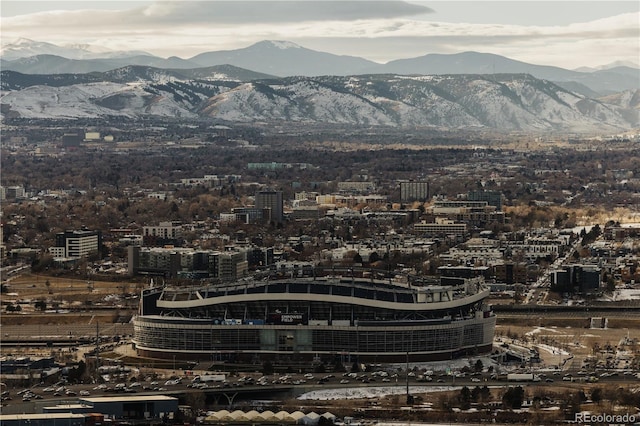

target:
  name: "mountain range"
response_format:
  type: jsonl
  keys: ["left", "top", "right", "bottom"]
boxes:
{"left": 2, "top": 66, "right": 638, "bottom": 133}
{"left": 2, "top": 39, "right": 638, "bottom": 96}
{"left": 1, "top": 39, "right": 638, "bottom": 133}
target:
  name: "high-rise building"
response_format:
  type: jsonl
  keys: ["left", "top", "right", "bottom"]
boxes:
{"left": 255, "top": 190, "right": 284, "bottom": 224}
{"left": 400, "top": 181, "right": 429, "bottom": 203}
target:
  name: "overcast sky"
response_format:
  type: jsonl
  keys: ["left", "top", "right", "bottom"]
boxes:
{"left": 1, "top": 1, "right": 638, "bottom": 69}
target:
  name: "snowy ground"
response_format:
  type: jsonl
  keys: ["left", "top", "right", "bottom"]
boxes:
{"left": 536, "top": 343, "right": 571, "bottom": 356}
{"left": 599, "top": 289, "right": 640, "bottom": 301}
{"left": 525, "top": 326, "right": 561, "bottom": 336}
{"left": 298, "top": 385, "right": 462, "bottom": 401}
{"left": 389, "top": 356, "right": 499, "bottom": 374}
{"left": 377, "top": 424, "right": 462, "bottom": 426}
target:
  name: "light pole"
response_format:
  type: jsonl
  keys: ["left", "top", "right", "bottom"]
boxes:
{"left": 405, "top": 350, "right": 411, "bottom": 404}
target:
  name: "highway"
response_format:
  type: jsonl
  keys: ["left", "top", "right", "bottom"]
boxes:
{"left": 1, "top": 322, "right": 132, "bottom": 344}
{"left": 3, "top": 370, "right": 639, "bottom": 415}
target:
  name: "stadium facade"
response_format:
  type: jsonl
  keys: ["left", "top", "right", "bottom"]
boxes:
{"left": 133, "top": 269, "right": 495, "bottom": 363}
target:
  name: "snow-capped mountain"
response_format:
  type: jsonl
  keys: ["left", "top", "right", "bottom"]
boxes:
{"left": 0, "top": 38, "right": 151, "bottom": 60}
{"left": 2, "top": 39, "right": 638, "bottom": 96}
{"left": 0, "top": 54, "right": 202, "bottom": 75}
{"left": 377, "top": 52, "right": 640, "bottom": 95}
{"left": 574, "top": 61, "right": 640, "bottom": 72}
{"left": 2, "top": 70, "right": 637, "bottom": 133}
{"left": 188, "top": 40, "right": 379, "bottom": 77}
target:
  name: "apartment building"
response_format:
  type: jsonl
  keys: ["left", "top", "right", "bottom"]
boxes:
{"left": 468, "top": 190, "right": 503, "bottom": 210}
{"left": 414, "top": 218, "right": 468, "bottom": 237}
{"left": 128, "top": 246, "right": 248, "bottom": 281}
{"left": 142, "top": 221, "right": 182, "bottom": 245}
{"left": 430, "top": 200, "right": 504, "bottom": 226}
{"left": 337, "top": 181, "right": 376, "bottom": 193}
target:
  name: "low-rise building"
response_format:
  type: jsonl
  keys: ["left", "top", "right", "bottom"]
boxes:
{"left": 51, "top": 230, "right": 101, "bottom": 259}
{"left": 551, "top": 264, "right": 602, "bottom": 294}
{"left": 0, "top": 413, "right": 93, "bottom": 426}
{"left": 504, "top": 236, "right": 566, "bottom": 261}
{"left": 143, "top": 221, "right": 182, "bottom": 243}
{"left": 414, "top": 218, "right": 468, "bottom": 237}
{"left": 79, "top": 395, "right": 178, "bottom": 419}
{"left": 429, "top": 199, "right": 504, "bottom": 227}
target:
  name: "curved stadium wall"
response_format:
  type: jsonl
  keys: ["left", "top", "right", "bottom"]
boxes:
{"left": 133, "top": 272, "right": 495, "bottom": 363}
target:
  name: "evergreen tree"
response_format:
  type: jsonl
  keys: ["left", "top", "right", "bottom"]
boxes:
{"left": 458, "top": 386, "right": 471, "bottom": 410}
{"left": 502, "top": 386, "right": 525, "bottom": 409}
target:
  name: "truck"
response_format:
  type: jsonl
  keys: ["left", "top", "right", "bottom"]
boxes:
{"left": 507, "top": 373, "right": 539, "bottom": 382}
{"left": 192, "top": 374, "right": 225, "bottom": 383}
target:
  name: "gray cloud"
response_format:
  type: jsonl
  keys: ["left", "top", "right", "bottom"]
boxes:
{"left": 2, "top": 1, "right": 636, "bottom": 68}
{"left": 137, "top": 1, "right": 434, "bottom": 24}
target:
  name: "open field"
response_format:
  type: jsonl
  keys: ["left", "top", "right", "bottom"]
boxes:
{"left": 3, "top": 272, "right": 144, "bottom": 301}
{"left": 1, "top": 273, "right": 140, "bottom": 325}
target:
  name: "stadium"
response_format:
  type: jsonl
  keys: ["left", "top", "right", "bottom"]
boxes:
{"left": 133, "top": 269, "right": 496, "bottom": 363}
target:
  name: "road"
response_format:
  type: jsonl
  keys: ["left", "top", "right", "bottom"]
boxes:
{"left": 1, "top": 322, "right": 133, "bottom": 342}
{"left": 3, "top": 371, "right": 638, "bottom": 415}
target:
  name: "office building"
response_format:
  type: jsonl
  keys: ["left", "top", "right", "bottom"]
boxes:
{"left": 255, "top": 190, "right": 284, "bottom": 224}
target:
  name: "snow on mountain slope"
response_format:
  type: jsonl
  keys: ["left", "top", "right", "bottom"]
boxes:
{"left": 501, "top": 78, "right": 631, "bottom": 131}
{"left": 199, "top": 80, "right": 393, "bottom": 125}
{"left": 1, "top": 73, "right": 636, "bottom": 132}
{"left": 280, "top": 80, "right": 392, "bottom": 125}
{"left": 599, "top": 89, "right": 640, "bottom": 110}
{"left": 1, "top": 82, "right": 197, "bottom": 119}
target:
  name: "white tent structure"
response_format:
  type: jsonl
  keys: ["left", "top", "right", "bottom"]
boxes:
{"left": 321, "top": 412, "right": 337, "bottom": 422}
{"left": 204, "top": 410, "right": 337, "bottom": 425}
{"left": 303, "top": 412, "right": 321, "bottom": 425}
{"left": 290, "top": 411, "right": 307, "bottom": 423}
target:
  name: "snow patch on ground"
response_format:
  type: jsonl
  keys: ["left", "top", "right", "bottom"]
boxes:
{"left": 298, "top": 386, "right": 461, "bottom": 401}
{"left": 378, "top": 424, "right": 455, "bottom": 426}
{"left": 599, "top": 289, "right": 640, "bottom": 301}
{"left": 526, "top": 327, "right": 561, "bottom": 336}
{"left": 392, "top": 356, "right": 499, "bottom": 373}
{"left": 536, "top": 344, "right": 570, "bottom": 356}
